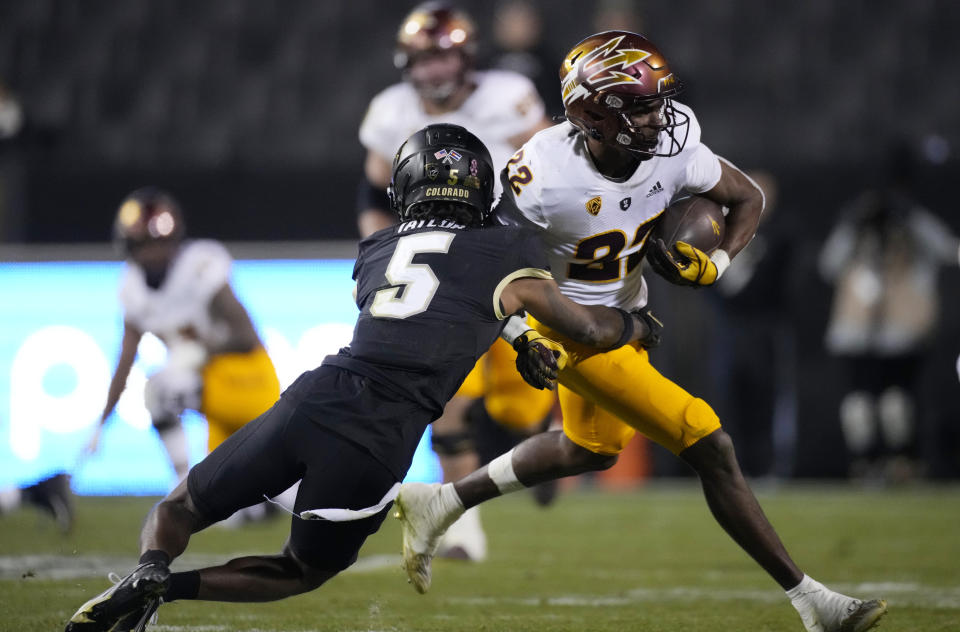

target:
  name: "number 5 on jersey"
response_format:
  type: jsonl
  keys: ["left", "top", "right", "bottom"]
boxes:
{"left": 370, "top": 232, "right": 456, "bottom": 319}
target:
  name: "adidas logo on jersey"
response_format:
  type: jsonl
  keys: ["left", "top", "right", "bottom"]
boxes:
{"left": 646, "top": 181, "right": 664, "bottom": 198}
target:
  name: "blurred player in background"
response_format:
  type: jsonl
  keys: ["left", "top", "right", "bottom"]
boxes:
{"left": 358, "top": 1, "right": 556, "bottom": 561}
{"left": 0, "top": 472, "right": 73, "bottom": 533}
{"left": 63, "top": 123, "right": 659, "bottom": 632}
{"left": 86, "top": 187, "right": 280, "bottom": 488}
{"left": 819, "top": 146, "right": 959, "bottom": 483}
{"left": 396, "top": 31, "right": 887, "bottom": 632}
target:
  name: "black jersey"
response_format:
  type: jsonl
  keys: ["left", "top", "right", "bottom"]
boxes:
{"left": 314, "top": 218, "right": 550, "bottom": 475}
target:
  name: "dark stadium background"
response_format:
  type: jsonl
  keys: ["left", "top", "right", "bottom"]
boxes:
{"left": 1, "top": 0, "right": 958, "bottom": 479}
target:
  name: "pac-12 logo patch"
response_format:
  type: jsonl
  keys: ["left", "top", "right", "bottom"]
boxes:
{"left": 619, "top": 197, "right": 632, "bottom": 211}
{"left": 585, "top": 196, "right": 602, "bottom": 215}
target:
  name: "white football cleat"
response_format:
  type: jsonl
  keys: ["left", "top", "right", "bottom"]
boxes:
{"left": 394, "top": 482, "right": 463, "bottom": 594}
{"left": 436, "top": 506, "right": 487, "bottom": 562}
{"left": 791, "top": 580, "right": 887, "bottom": 632}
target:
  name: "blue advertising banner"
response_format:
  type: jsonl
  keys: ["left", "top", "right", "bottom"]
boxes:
{"left": 0, "top": 259, "right": 441, "bottom": 494}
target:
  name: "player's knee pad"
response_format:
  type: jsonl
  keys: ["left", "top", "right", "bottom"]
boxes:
{"left": 877, "top": 387, "right": 913, "bottom": 450}
{"left": 430, "top": 430, "right": 475, "bottom": 456}
{"left": 144, "top": 367, "right": 201, "bottom": 422}
{"left": 840, "top": 390, "right": 875, "bottom": 454}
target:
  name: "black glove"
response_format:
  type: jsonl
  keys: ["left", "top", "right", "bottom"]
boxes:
{"left": 631, "top": 306, "right": 664, "bottom": 348}
{"left": 513, "top": 330, "right": 568, "bottom": 390}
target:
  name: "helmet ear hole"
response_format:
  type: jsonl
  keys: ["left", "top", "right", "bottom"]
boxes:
{"left": 586, "top": 111, "right": 604, "bottom": 122}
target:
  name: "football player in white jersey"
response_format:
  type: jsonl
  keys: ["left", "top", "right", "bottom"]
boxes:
{"left": 359, "top": 1, "right": 557, "bottom": 561}
{"left": 86, "top": 188, "right": 280, "bottom": 484}
{"left": 396, "top": 31, "right": 887, "bottom": 632}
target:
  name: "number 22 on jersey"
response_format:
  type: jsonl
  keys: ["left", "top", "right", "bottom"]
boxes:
{"left": 507, "top": 150, "right": 533, "bottom": 195}
{"left": 370, "top": 232, "right": 455, "bottom": 319}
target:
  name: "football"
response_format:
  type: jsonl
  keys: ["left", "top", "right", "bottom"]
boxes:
{"left": 651, "top": 195, "right": 725, "bottom": 256}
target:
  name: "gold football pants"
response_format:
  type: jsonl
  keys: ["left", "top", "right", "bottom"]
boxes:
{"left": 201, "top": 346, "right": 280, "bottom": 452}
{"left": 530, "top": 317, "right": 721, "bottom": 455}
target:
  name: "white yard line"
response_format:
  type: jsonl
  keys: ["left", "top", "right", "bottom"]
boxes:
{"left": 445, "top": 582, "right": 960, "bottom": 610}
{"left": 0, "top": 553, "right": 401, "bottom": 580}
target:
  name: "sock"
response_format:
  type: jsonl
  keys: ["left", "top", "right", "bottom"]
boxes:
{"left": 786, "top": 575, "right": 824, "bottom": 629}
{"left": 165, "top": 570, "right": 201, "bottom": 602}
{"left": 139, "top": 549, "right": 171, "bottom": 567}
{"left": 438, "top": 482, "right": 465, "bottom": 515}
{"left": 486, "top": 449, "right": 525, "bottom": 495}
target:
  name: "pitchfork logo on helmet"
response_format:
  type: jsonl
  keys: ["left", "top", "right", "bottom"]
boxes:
{"left": 560, "top": 31, "right": 689, "bottom": 158}
{"left": 561, "top": 36, "right": 654, "bottom": 106}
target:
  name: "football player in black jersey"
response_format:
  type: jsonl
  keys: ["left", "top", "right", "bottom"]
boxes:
{"left": 63, "top": 124, "right": 661, "bottom": 632}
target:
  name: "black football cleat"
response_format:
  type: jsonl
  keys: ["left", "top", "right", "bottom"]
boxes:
{"left": 112, "top": 595, "right": 161, "bottom": 632}
{"left": 23, "top": 472, "right": 74, "bottom": 533}
{"left": 64, "top": 562, "right": 169, "bottom": 632}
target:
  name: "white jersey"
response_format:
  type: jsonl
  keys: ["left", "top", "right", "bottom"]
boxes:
{"left": 359, "top": 69, "right": 545, "bottom": 197}
{"left": 495, "top": 102, "right": 721, "bottom": 310}
{"left": 119, "top": 239, "right": 232, "bottom": 349}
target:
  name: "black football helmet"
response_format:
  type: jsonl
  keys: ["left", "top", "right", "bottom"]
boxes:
{"left": 388, "top": 124, "right": 494, "bottom": 227}
{"left": 113, "top": 186, "right": 185, "bottom": 255}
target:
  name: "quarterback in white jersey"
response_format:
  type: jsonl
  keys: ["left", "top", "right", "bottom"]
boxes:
{"left": 357, "top": 2, "right": 549, "bottom": 238}
{"left": 395, "top": 31, "right": 888, "bottom": 632}
{"left": 360, "top": 69, "right": 544, "bottom": 209}
{"left": 87, "top": 188, "right": 279, "bottom": 482}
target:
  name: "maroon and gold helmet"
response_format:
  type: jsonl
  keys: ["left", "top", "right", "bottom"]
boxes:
{"left": 393, "top": 2, "right": 477, "bottom": 70}
{"left": 113, "top": 187, "right": 185, "bottom": 254}
{"left": 560, "top": 31, "right": 689, "bottom": 157}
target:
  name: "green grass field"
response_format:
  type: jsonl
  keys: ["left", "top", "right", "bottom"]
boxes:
{"left": 2, "top": 482, "right": 958, "bottom": 631}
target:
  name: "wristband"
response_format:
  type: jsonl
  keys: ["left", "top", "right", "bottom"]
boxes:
{"left": 501, "top": 314, "right": 531, "bottom": 345}
{"left": 609, "top": 308, "right": 636, "bottom": 349}
{"left": 710, "top": 249, "right": 730, "bottom": 279}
